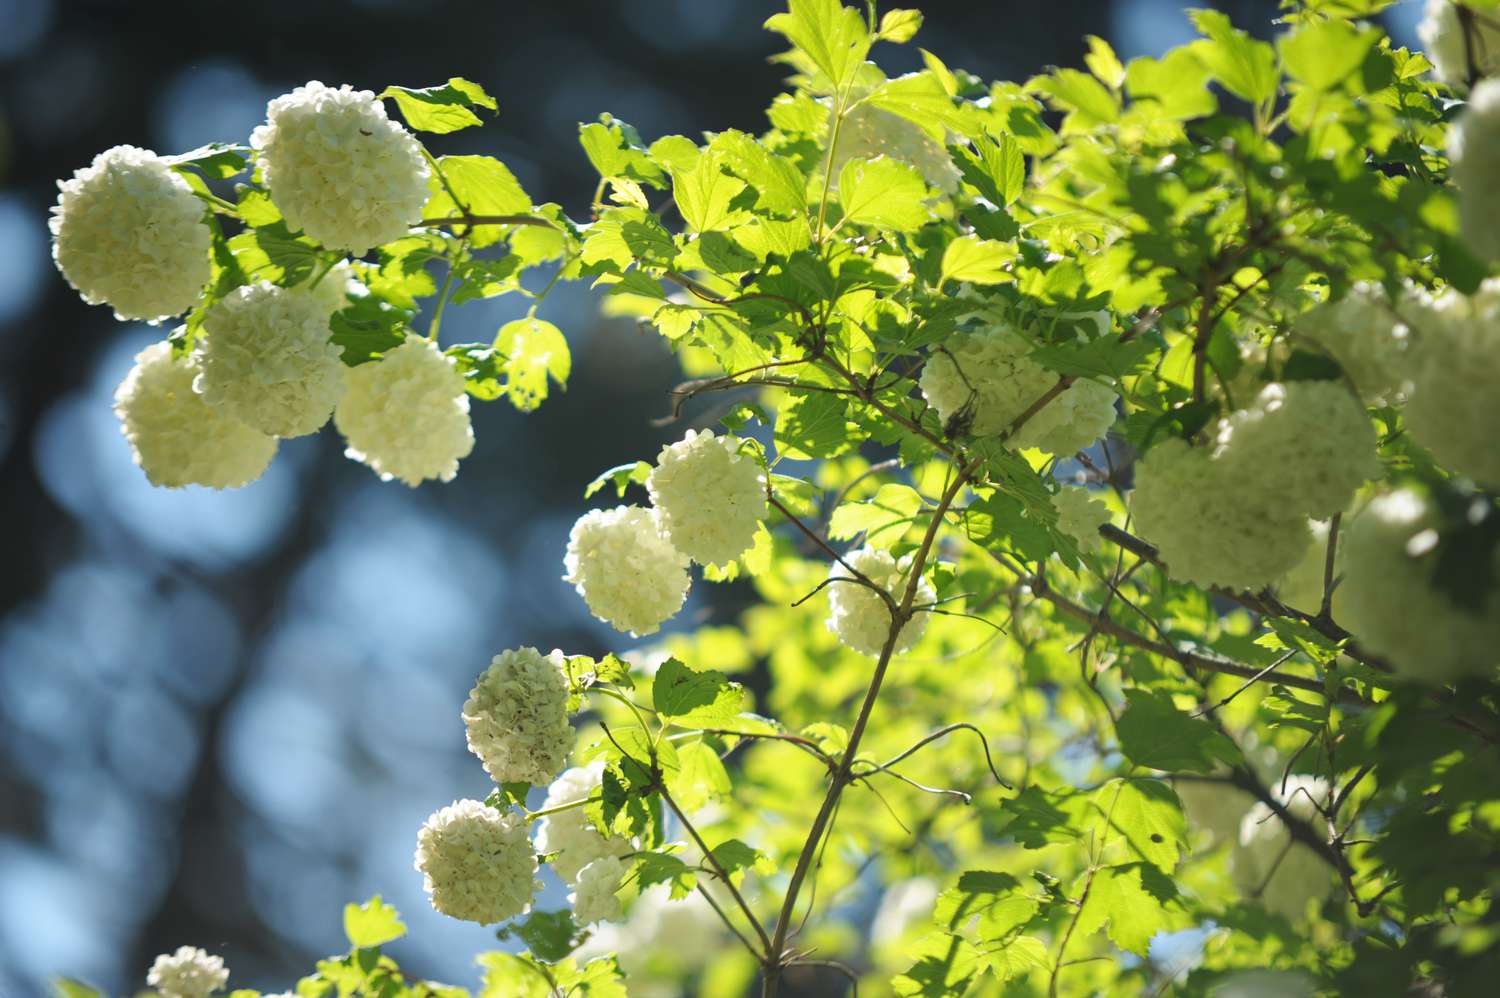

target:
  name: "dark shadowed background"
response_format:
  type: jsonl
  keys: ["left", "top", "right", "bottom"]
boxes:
{"left": 0, "top": 1, "right": 1422, "bottom": 995}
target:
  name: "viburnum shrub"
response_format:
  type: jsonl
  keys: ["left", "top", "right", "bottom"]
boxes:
{"left": 49, "top": 1, "right": 1500, "bottom": 996}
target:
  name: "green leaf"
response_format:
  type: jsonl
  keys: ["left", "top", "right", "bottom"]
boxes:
{"left": 709, "top": 838, "right": 776, "bottom": 880}
{"left": 653, "top": 658, "right": 744, "bottom": 727}
{"left": 343, "top": 895, "right": 407, "bottom": 948}
{"left": 635, "top": 850, "right": 698, "bottom": 899}
{"left": 1115, "top": 690, "right": 1244, "bottom": 773}
{"left": 495, "top": 909, "right": 579, "bottom": 962}
{"left": 1083, "top": 36, "right": 1125, "bottom": 89}
{"left": 933, "top": 870, "right": 1039, "bottom": 940}
{"left": 939, "top": 235, "right": 1016, "bottom": 289}
{"left": 1033, "top": 68, "right": 1120, "bottom": 126}
{"left": 764, "top": 0, "right": 872, "bottom": 91}
{"left": 1070, "top": 863, "right": 1177, "bottom": 955}
{"left": 877, "top": 8, "right": 923, "bottom": 43}
{"left": 951, "top": 131, "right": 1024, "bottom": 206}
{"left": 581, "top": 207, "right": 676, "bottom": 271}
{"left": 380, "top": 78, "right": 496, "bottom": 134}
{"left": 893, "top": 932, "right": 985, "bottom": 997}
{"left": 584, "top": 460, "right": 652, "bottom": 499}
{"left": 51, "top": 981, "right": 104, "bottom": 998}
{"left": 166, "top": 142, "right": 249, "bottom": 180}
{"left": 1101, "top": 778, "right": 1188, "bottom": 873}
{"left": 712, "top": 130, "right": 808, "bottom": 217}
{"left": 1031, "top": 336, "right": 1151, "bottom": 381}
{"left": 579, "top": 115, "right": 667, "bottom": 188}
{"left": 669, "top": 738, "right": 732, "bottom": 811}
{"left": 1280, "top": 20, "right": 1379, "bottom": 92}
{"left": 671, "top": 153, "right": 748, "bottom": 233}
{"left": 982, "top": 935, "right": 1049, "bottom": 982}
{"left": 1125, "top": 48, "right": 1217, "bottom": 119}
{"left": 1189, "top": 10, "right": 1279, "bottom": 105}
{"left": 477, "top": 952, "right": 554, "bottom": 998}
{"left": 829, "top": 482, "right": 924, "bottom": 546}
{"left": 837, "top": 156, "right": 930, "bottom": 232}
{"left": 494, "top": 317, "right": 570, "bottom": 411}
{"left": 775, "top": 392, "right": 857, "bottom": 460}
{"left": 331, "top": 295, "right": 411, "bottom": 365}
{"left": 446, "top": 343, "right": 506, "bottom": 400}
{"left": 425, "top": 155, "right": 532, "bottom": 247}
{"left": 227, "top": 223, "right": 320, "bottom": 285}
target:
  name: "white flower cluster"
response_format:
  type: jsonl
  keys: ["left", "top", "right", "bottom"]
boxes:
{"left": 1132, "top": 379, "right": 1376, "bottom": 590}
{"left": 194, "top": 282, "right": 347, "bottom": 438}
{"left": 1419, "top": 0, "right": 1500, "bottom": 87}
{"left": 830, "top": 99, "right": 961, "bottom": 193}
{"left": 1450, "top": 78, "right": 1500, "bottom": 262}
{"left": 50, "top": 145, "right": 211, "bottom": 322}
{"left": 463, "top": 647, "right": 572, "bottom": 786}
{"left": 1232, "top": 776, "right": 1333, "bottom": 921}
{"left": 1402, "top": 279, "right": 1500, "bottom": 488}
{"left": 920, "top": 326, "right": 1117, "bottom": 452}
{"left": 1293, "top": 282, "right": 1412, "bottom": 405}
{"left": 146, "top": 946, "right": 229, "bottom": 998}
{"left": 252, "top": 82, "right": 430, "bottom": 255}
{"left": 570, "top": 855, "right": 626, "bottom": 925}
{"left": 1052, "top": 485, "right": 1110, "bottom": 551}
{"left": 414, "top": 798, "right": 539, "bottom": 925}
{"left": 1214, "top": 382, "right": 1379, "bottom": 520}
{"left": 301, "top": 260, "right": 361, "bottom": 317}
{"left": 827, "top": 545, "right": 935, "bottom": 656}
{"left": 114, "top": 342, "right": 278, "bottom": 490}
{"left": 1340, "top": 489, "right": 1500, "bottom": 682}
{"left": 1130, "top": 438, "right": 1312, "bottom": 591}
{"left": 565, "top": 505, "right": 690, "bottom": 636}
{"left": 535, "top": 762, "right": 633, "bottom": 883}
{"left": 335, "top": 338, "right": 475, "bottom": 486}
{"left": 647, "top": 429, "right": 767, "bottom": 568}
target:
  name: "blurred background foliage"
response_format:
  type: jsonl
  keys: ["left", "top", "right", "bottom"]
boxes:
{"left": 0, "top": 0, "right": 1426, "bottom": 994}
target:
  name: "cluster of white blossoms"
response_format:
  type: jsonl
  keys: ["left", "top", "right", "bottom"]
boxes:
{"left": 252, "top": 81, "right": 430, "bottom": 255}
{"left": 920, "top": 326, "right": 1117, "bottom": 453}
{"left": 335, "top": 338, "right": 476, "bottom": 486}
{"left": 1402, "top": 280, "right": 1500, "bottom": 488}
{"left": 1214, "top": 382, "right": 1379, "bottom": 520}
{"left": 1419, "top": 0, "right": 1500, "bottom": 88}
{"left": 1132, "top": 378, "right": 1377, "bottom": 590}
{"left": 414, "top": 798, "right": 539, "bottom": 925}
{"left": 1130, "top": 438, "right": 1312, "bottom": 591}
{"left": 1449, "top": 78, "right": 1500, "bottom": 263}
{"left": 1340, "top": 489, "right": 1500, "bottom": 682}
{"left": 565, "top": 505, "right": 691, "bottom": 636}
{"left": 647, "top": 429, "right": 767, "bottom": 568}
{"left": 1293, "top": 282, "right": 1412, "bottom": 405}
{"left": 145, "top": 946, "right": 229, "bottom": 998}
{"left": 535, "top": 762, "right": 633, "bottom": 883}
{"left": 300, "top": 259, "right": 361, "bottom": 317}
{"left": 827, "top": 545, "right": 935, "bottom": 656}
{"left": 463, "top": 647, "right": 573, "bottom": 786}
{"left": 1231, "top": 776, "right": 1334, "bottom": 921}
{"left": 50, "top": 145, "right": 212, "bottom": 322}
{"left": 1052, "top": 485, "right": 1111, "bottom": 552}
{"left": 829, "top": 98, "right": 961, "bottom": 193}
{"left": 570, "top": 855, "right": 627, "bottom": 925}
{"left": 194, "top": 282, "right": 348, "bottom": 438}
{"left": 114, "top": 342, "right": 278, "bottom": 490}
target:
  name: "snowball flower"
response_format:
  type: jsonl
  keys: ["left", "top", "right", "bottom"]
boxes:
{"left": 194, "top": 281, "right": 346, "bottom": 438}
{"left": 1130, "top": 438, "right": 1312, "bottom": 591}
{"left": 920, "top": 327, "right": 1056, "bottom": 437}
{"left": 647, "top": 429, "right": 767, "bottom": 567}
{"left": 570, "top": 855, "right": 626, "bottom": 925}
{"left": 535, "top": 762, "right": 633, "bottom": 884}
{"left": 1013, "top": 377, "right": 1118, "bottom": 455}
{"left": 1293, "top": 282, "right": 1413, "bottom": 405}
{"left": 564, "top": 505, "right": 690, "bottom": 636}
{"left": 146, "top": 946, "right": 229, "bottom": 998}
{"left": 1214, "top": 381, "right": 1379, "bottom": 520}
{"left": 252, "top": 82, "right": 430, "bottom": 255}
{"left": 1052, "top": 485, "right": 1110, "bottom": 551}
{"left": 1232, "top": 776, "right": 1333, "bottom": 921}
{"left": 829, "top": 98, "right": 960, "bottom": 193}
{"left": 414, "top": 799, "right": 539, "bottom": 925}
{"left": 335, "top": 337, "right": 475, "bottom": 486}
{"left": 1340, "top": 489, "right": 1500, "bottom": 682}
{"left": 464, "top": 647, "right": 572, "bottom": 786}
{"left": 1419, "top": 0, "right": 1500, "bottom": 87}
{"left": 1403, "top": 279, "right": 1500, "bottom": 488}
{"left": 51, "top": 145, "right": 211, "bottom": 321}
{"left": 1449, "top": 78, "right": 1500, "bottom": 262}
{"left": 827, "top": 545, "right": 935, "bottom": 656}
{"left": 114, "top": 341, "right": 277, "bottom": 490}
{"left": 299, "top": 259, "right": 362, "bottom": 317}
